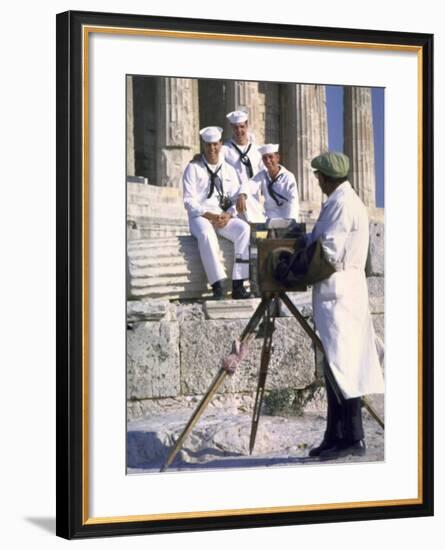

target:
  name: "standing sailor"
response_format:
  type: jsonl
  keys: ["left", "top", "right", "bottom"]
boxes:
{"left": 222, "top": 110, "right": 265, "bottom": 222}
{"left": 238, "top": 144, "right": 300, "bottom": 222}
{"left": 183, "top": 126, "right": 251, "bottom": 300}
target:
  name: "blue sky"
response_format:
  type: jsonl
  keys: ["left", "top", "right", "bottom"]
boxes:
{"left": 326, "top": 86, "right": 384, "bottom": 207}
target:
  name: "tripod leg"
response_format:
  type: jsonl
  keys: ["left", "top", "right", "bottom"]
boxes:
{"left": 280, "top": 292, "right": 385, "bottom": 429}
{"left": 160, "top": 296, "right": 271, "bottom": 472}
{"left": 362, "top": 396, "right": 384, "bottom": 429}
{"left": 249, "top": 299, "right": 276, "bottom": 454}
{"left": 160, "top": 368, "right": 228, "bottom": 472}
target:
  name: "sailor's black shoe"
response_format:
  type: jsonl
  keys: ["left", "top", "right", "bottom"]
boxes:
{"left": 211, "top": 279, "right": 226, "bottom": 300}
{"left": 319, "top": 439, "right": 366, "bottom": 460}
{"left": 308, "top": 439, "right": 338, "bottom": 458}
{"left": 231, "top": 280, "right": 251, "bottom": 300}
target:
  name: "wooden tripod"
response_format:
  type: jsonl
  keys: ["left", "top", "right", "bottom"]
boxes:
{"left": 160, "top": 292, "right": 384, "bottom": 472}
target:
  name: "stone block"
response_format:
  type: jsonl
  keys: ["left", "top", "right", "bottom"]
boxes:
{"left": 278, "top": 291, "right": 313, "bottom": 318}
{"left": 367, "top": 276, "right": 384, "bottom": 298}
{"left": 127, "top": 321, "right": 180, "bottom": 399}
{"left": 204, "top": 299, "right": 260, "bottom": 320}
{"left": 369, "top": 296, "right": 384, "bottom": 314}
{"left": 367, "top": 222, "right": 384, "bottom": 276}
{"left": 180, "top": 318, "right": 316, "bottom": 396}
{"left": 175, "top": 302, "right": 206, "bottom": 322}
{"left": 367, "top": 206, "right": 384, "bottom": 224}
{"left": 372, "top": 314, "right": 384, "bottom": 343}
{"left": 127, "top": 299, "right": 176, "bottom": 322}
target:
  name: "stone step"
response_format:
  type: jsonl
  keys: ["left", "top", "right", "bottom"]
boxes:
{"left": 127, "top": 182, "right": 189, "bottom": 239}
{"left": 127, "top": 181, "right": 184, "bottom": 203}
{"left": 127, "top": 236, "right": 235, "bottom": 300}
{"left": 131, "top": 279, "right": 208, "bottom": 292}
{"left": 127, "top": 223, "right": 384, "bottom": 301}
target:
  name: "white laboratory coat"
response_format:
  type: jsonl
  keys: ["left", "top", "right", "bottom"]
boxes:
{"left": 240, "top": 166, "right": 299, "bottom": 222}
{"left": 309, "top": 181, "right": 385, "bottom": 398}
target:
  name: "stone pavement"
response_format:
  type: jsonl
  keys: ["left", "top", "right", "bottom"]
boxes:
{"left": 127, "top": 407, "right": 384, "bottom": 474}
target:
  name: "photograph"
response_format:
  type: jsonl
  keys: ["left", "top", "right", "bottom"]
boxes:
{"left": 55, "top": 9, "right": 433, "bottom": 538}
{"left": 125, "top": 75, "right": 386, "bottom": 474}
{"left": 2, "top": 0, "right": 441, "bottom": 547}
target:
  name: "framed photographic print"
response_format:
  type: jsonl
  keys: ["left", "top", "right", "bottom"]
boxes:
{"left": 56, "top": 10, "right": 434, "bottom": 539}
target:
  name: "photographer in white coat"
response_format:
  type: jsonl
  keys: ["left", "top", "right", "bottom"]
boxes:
{"left": 308, "top": 152, "right": 385, "bottom": 459}
{"left": 237, "top": 143, "right": 300, "bottom": 222}
{"left": 276, "top": 151, "right": 384, "bottom": 459}
{"left": 183, "top": 126, "right": 251, "bottom": 300}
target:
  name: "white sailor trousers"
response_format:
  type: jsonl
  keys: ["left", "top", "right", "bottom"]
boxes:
{"left": 189, "top": 216, "right": 250, "bottom": 285}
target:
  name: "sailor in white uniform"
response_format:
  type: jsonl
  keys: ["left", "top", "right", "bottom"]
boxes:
{"left": 222, "top": 110, "right": 265, "bottom": 222}
{"left": 238, "top": 143, "right": 300, "bottom": 222}
{"left": 183, "top": 126, "right": 251, "bottom": 300}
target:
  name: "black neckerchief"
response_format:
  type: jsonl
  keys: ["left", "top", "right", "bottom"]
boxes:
{"left": 267, "top": 170, "right": 288, "bottom": 207}
{"left": 202, "top": 158, "right": 223, "bottom": 199}
{"left": 230, "top": 141, "right": 253, "bottom": 178}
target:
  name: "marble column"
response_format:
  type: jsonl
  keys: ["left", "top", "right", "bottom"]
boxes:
{"left": 280, "top": 84, "right": 328, "bottom": 215}
{"left": 126, "top": 76, "right": 135, "bottom": 177}
{"left": 343, "top": 87, "right": 376, "bottom": 207}
{"left": 156, "top": 78, "right": 200, "bottom": 188}
{"left": 198, "top": 79, "right": 226, "bottom": 132}
{"left": 224, "top": 80, "right": 265, "bottom": 145}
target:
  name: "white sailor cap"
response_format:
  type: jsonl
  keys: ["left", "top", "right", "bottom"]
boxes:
{"left": 259, "top": 143, "right": 279, "bottom": 155}
{"left": 199, "top": 126, "right": 223, "bottom": 143}
{"left": 226, "top": 110, "right": 248, "bottom": 124}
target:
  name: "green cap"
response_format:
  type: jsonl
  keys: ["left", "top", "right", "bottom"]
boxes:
{"left": 311, "top": 152, "right": 350, "bottom": 178}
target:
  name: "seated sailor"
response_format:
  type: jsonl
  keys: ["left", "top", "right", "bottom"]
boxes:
{"left": 222, "top": 109, "right": 263, "bottom": 183}
{"left": 182, "top": 125, "right": 251, "bottom": 300}
{"left": 222, "top": 110, "right": 265, "bottom": 223}
{"left": 237, "top": 143, "right": 300, "bottom": 222}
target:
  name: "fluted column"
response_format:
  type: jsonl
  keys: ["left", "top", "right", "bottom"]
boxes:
{"left": 343, "top": 87, "right": 376, "bottom": 207}
{"left": 156, "top": 78, "right": 200, "bottom": 187}
{"left": 280, "top": 84, "right": 328, "bottom": 215}
{"left": 126, "top": 76, "right": 135, "bottom": 177}
{"left": 224, "top": 81, "right": 265, "bottom": 145}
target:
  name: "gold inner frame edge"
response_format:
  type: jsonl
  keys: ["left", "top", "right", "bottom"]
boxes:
{"left": 81, "top": 24, "right": 424, "bottom": 525}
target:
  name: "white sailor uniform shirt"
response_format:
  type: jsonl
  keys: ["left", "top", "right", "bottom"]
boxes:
{"left": 183, "top": 155, "right": 239, "bottom": 218}
{"left": 222, "top": 139, "right": 264, "bottom": 186}
{"left": 240, "top": 165, "right": 300, "bottom": 221}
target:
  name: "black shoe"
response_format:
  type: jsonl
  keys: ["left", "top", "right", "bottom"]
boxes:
{"left": 211, "top": 279, "right": 226, "bottom": 300}
{"left": 319, "top": 439, "right": 366, "bottom": 461}
{"left": 231, "top": 280, "right": 251, "bottom": 300}
{"left": 308, "top": 439, "right": 338, "bottom": 458}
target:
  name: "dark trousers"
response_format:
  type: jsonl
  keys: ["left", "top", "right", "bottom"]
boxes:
{"left": 324, "top": 361, "right": 364, "bottom": 443}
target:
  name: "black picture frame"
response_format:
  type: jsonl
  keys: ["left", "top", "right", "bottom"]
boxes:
{"left": 56, "top": 10, "right": 434, "bottom": 539}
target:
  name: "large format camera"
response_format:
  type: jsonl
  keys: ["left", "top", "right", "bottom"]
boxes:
{"left": 249, "top": 219, "right": 308, "bottom": 297}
